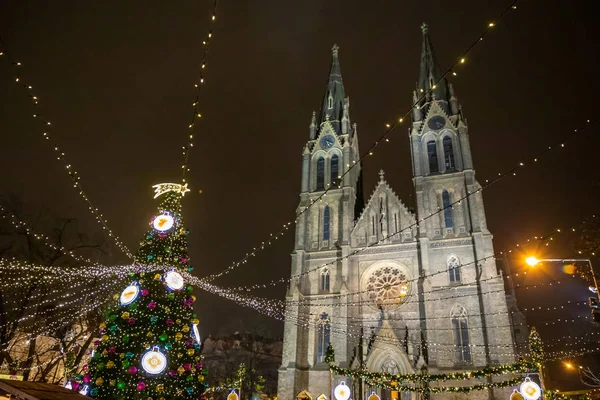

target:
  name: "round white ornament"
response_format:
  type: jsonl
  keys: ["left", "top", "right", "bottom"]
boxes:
{"left": 120, "top": 284, "right": 139, "bottom": 306}
{"left": 153, "top": 214, "right": 174, "bottom": 232}
{"left": 141, "top": 346, "right": 167, "bottom": 375}
{"left": 165, "top": 271, "right": 184, "bottom": 290}
{"left": 334, "top": 381, "right": 351, "bottom": 400}
{"left": 519, "top": 377, "right": 541, "bottom": 400}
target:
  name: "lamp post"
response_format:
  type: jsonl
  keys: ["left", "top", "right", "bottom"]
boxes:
{"left": 525, "top": 257, "right": 599, "bottom": 300}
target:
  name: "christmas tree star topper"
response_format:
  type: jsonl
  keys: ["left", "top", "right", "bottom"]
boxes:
{"left": 152, "top": 182, "right": 191, "bottom": 199}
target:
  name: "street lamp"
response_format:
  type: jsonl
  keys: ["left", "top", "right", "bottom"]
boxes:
{"left": 526, "top": 256, "right": 600, "bottom": 321}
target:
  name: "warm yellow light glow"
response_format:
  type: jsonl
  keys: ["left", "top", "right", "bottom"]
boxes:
{"left": 564, "top": 362, "right": 574, "bottom": 369}
{"left": 526, "top": 256, "right": 539, "bottom": 267}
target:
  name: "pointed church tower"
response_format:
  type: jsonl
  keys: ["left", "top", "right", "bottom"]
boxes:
{"left": 410, "top": 24, "right": 516, "bottom": 377}
{"left": 279, "top": 45, "right": 363, "bottom": 400}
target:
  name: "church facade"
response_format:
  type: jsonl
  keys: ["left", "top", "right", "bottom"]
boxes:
{"left": 278, "top": 25, "right": 521, "bottom": 400}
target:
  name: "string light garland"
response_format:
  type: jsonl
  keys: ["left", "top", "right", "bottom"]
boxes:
{"left": 199, "top": 0, "right": 526, "bottom": 284}
{"left": 0, "top": 40, "right": 133, "bottom": 260}
{"left": 180, "top": 0, "right": 218, "bottom": 184}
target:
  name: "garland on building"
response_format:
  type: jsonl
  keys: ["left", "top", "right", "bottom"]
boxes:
{"left": 325, "top": 326, "right": 545, "bottom": 394}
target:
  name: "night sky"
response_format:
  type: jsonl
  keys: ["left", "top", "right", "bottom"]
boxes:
{"left": 1, "top": 0, "right": 599, "bottom": 379}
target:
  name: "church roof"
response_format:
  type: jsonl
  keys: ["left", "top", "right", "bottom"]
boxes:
{"left": 318, "top": 44, "right": 346, "bottom": 135}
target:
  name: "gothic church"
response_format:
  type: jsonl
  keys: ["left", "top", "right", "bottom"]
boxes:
{"left": 278, "top": 25, "right": 519, "bottom": 400}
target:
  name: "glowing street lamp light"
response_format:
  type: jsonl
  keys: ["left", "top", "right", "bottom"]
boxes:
{"left": 526, "top": 255, "right": 600, "bottom": 321}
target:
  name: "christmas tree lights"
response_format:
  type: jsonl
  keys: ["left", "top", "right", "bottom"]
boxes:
{"left": 85, "top": 185, "right": 208, "bottom": 399}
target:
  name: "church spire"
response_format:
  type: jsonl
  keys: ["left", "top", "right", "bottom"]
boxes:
{"left": 318, "top": 44, "right": 346, "bottom": 134}
{"left": 416, "top": 23, "right": 451, "bottom": 115}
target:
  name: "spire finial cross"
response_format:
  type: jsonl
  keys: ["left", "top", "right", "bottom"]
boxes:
{"left": 421, "top": 23, "right": 428, "bottom": 34}
{"left": 332, "top": 44, "right": 339, "bottom": 58}
{"left": 379, "top": 169, "right": 385, "bottom": 182}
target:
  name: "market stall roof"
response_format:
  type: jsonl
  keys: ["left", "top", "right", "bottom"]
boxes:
{"left": 0, "top": 379, "right": 89, "bottom": 400}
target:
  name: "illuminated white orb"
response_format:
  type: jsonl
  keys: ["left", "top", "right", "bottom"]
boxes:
{"left": 153, "top": 214, "right": 174, "bottom": 232}
{"left": 193, "top": 323, "right": 201, "bottom": 345}
{"left": 120, "top": 284, "right": 139, "bottom": 306}
{"left": 519, "top": 378, "right": 541, "bottom": 400}
{"left": 165, "top": 271, "right": 184, "bottom": 290}
{"left": 141, "top": 347, "right": 167, "bottom": 375}
{"left": 334, "top": 381, "right": 351, "bottom": 400}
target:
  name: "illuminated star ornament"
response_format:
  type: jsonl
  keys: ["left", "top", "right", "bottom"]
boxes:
{"left": 152, "top": 182, "right": 191, "bottom": 199}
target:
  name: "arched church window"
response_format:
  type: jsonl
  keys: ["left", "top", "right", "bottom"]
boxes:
{"left": 330, "top": 154, "right": 339, "bottom": 185}
{"left": 452, "top": 306, "right": 471, "bottom": 362}
{"left": 427, "top": 140, "right": 439, "bottom": 173}
{"left": 442, "top": 190, "right": 453, "bottom": 228}
{"left": 328, "top": 94, "right": 333, "bottom": 109}
{"left": 317, "top": 313, "right": 331, "bottom": 363}
{"left": 323, "top": 206, "right": 331, "bottom": 241}
{"left": 448, "top": 255, "right": 461, "bottom": 283}
{"left": 443, "top": 136, "right": 455, "bottom": 171}
{"left": 316, "top": 157, "right": 325, "bottom": 190}
{"left": 320, "top": 268, "right": 330, "bottom": 291}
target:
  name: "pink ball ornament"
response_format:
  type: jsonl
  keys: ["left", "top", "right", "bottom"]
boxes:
{"left": 127, "top": 366, "right": 138, "bottom": 374}
{"left": 108, "top": 347, "right": 116, "bottom": 354}
{"left": 181, "top": 257, "right": 188, "bottom": 263}
{"left": 72, "top": 381, "right": 80, "bottom": 390}
{"left": 141, "top": 289, "right": 149, "bottom": 296}
{"left": 183, "top": 363, "right": 191, "bottom": 371}
{"left": 128, "top": 317, "right": 136, "bottom": 325}
{"left": 83, "top": 374, "right": 90, "bottom": 383}
{"left": 137, "top": 382, "right": 146, "bottom": 391}
{"left": 158, "top": 232, "right": 167, "bottom": 238}
{"left": 93, "top": 340, "right": 101, "bottom": 346}
{"left": 166, "top": 319, "right": 174, "bottom": 326}
{"left": 169, "top": 370, "right": 177, "bottom": 377}
{"left": 148, "top": 301, "right": 157, "bottom": 309}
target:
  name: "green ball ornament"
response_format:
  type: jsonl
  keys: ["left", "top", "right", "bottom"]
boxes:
{"left": 186, "top": 286, "right": 193, "bottom": 292}
{"left": 150, "top": 316, "right": 158, "bottom": 324}
{"left": 122, "top": 335, "right": 130, "bottom": 344}
{"left": 129, "top": 303, "right": 138, "bottom": 311}
{"left": 97, "top": 363, "right": 105, "bottom": 371}
{"left": 122, "top": 360, "right": 130, "bottom": 369}
{"left": 93, "top": 352, "right": 101, "bottom": 360}
{"left": 110, "top": 325, "right": 118, "bottom": 332}
{"left": 167, "top": 293, "right": 175, "bottom": 300}
{"left": 159, "top": 332, "right": 169, "bottom": 341}
{"left": 90, "top": 388, "right": 98, "bottom": 396}
{"left": 164, "top": 246, "right": 171, "bottom": 252}
{"left": 117, "top": 380, "right": 126, "bottom": 389}
{"left": 147, "top": 254, "right": 153, "bottom": 260}
{"left": 109, "top": 314, "right": 117, "bottom": 322}
{"left": 186, "top": 375, "right": 193, "bottom": 382}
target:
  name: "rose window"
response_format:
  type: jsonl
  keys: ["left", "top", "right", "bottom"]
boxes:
{"left": 365, "top": 265, "right": 409, "bottom": 307}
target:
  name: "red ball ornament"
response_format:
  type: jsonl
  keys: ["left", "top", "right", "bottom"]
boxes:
{"left": 137, "top": 382, "right": 146, "bottom": 391}
{"left": 128, "top": 318, "right": 136, "bottom": 325}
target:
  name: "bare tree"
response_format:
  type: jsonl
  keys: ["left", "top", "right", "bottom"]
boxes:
{"left": 0, "top": 196, "right": 108, "bottom": 379}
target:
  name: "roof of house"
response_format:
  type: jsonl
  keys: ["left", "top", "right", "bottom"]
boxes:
{"left": 0, "top": 379, "right": 89, "bottom": 400}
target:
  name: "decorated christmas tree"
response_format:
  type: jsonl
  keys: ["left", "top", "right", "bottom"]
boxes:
{"left": 84, "top": 183, "right": 207, "bottom": 399}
